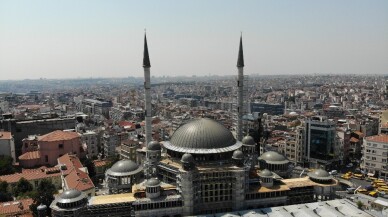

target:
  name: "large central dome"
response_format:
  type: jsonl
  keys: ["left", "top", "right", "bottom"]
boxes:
{"left": 164, "top": 118, "right": 241, "bottom": 154}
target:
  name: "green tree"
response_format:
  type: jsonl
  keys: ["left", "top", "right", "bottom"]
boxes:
{"left": 82, "top": 158, "right": 96, "bottom": 178}
{"left": 0, "top": 155, "right": 15, "bottom": 175}
{"left": 29, "top": 179, "right": 57, "bottom": 217}
{"left": 0, "top": 181, "right": 12, "bottom": 202}
{"left": 13, "top": 178, "right": 33, "bottom": 197}
{"left": 357, "top": 200, "right": 363, "bottom": 209}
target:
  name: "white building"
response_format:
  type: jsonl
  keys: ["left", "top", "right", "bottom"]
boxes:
{"left": 361, "top": 134, "right": 388, "bottom": 180}
{"left": 0, "top": 131, "right": 15, "bottom": 163}
{"left": 80, "top": 131, "right": 98, "bottom": 158}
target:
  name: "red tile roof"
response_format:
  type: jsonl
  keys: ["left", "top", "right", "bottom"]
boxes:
{"left": 0, "top": 167, "right": 60, "bottom": 184}
{"left": 18, "top": 151, "right": 40, "bottom": 160}
{"left": 353, "top": 131, "right": 364, "bottom": 137}
{"left": 350, "top": 137, "right": 359, "bottom": 143}
{"left": 0, "top": 198, "right": 33, "bottom": 216}
{"left": 38, "top": 130, "right": 79, "bottom": 142}
{"left": 0, "top": 131, "right": 12, "bottom": 140}
{"left": 366, "top": 134, "right": 388, "bottom": 143}
{"left": 93, "top": 159, "right": 109, "bottom": 168}
{"left": 58, "top": 154, "right": 94, "bottom": 192}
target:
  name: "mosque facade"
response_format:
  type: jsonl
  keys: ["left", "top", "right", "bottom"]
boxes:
{"left": 49, "top": 35, "right": 338, "bottom": 217}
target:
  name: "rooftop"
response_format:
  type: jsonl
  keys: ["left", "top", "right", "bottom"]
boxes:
{"left": 38, "top": 130, "right": 80, "bottom": 142}
{"left": 0, "top": 166, "right": 61, "bottom": 183}
{"left": 89, "top": 193, "right": 136, "bottom": 205}
{"left": 365, "top": 134, "right": 388, "bottom": 143}
{"left": 0, "top": 198, "right": 33, "bottom": 216}
{"left": 0, "top": 131, "right": 12, "bottom": 140}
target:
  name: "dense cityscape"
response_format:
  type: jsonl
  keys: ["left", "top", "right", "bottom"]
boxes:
{"left": 0, "top": 34, "right": 387, "bottom": 217}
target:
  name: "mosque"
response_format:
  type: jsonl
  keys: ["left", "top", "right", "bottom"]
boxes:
{"left": 48, "top": 35, "right": 338, "bottom": 217}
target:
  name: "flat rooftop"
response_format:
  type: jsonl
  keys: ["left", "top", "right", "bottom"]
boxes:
{"left": 191, "top": 199, "right": 374, "bottom": 217}
{"left": 89, "top": 193, "right": 136, "bottom": 205}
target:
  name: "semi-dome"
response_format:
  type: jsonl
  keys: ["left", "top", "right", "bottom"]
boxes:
{"left": 146, "top": 178, "right": 161, "bottom": 187}
{"left": 106, "top": 159, "right": 143, "bottom": 176}
{"left": 164, "top": 118, "right": 242, "bottom": 154}
{"left": 148, "top": 141, "right": 161, "bottom": 151}
{"left": 242, "top": 136, "right": 255, "bottom": 145}
{"left": 232, "top": 150, "right": 244, "bottom": 160}
{"left": 259, "top": 151, "right": 289, "bottom": 164}
{"left": 57, "top": 189, "right": 85, "bottom": 204}
{"left": 259, "top": 169, "right": 273, "bottom": 177}
{"left": 307, "top": 169, "right": 332, "bottom": 181}
{"left": 181, "top": 153, "right": 195, "bottom": 163}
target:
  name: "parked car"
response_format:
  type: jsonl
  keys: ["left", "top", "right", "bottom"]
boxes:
{"left": 346, "top": 163, "right": 354, "bottom": 168}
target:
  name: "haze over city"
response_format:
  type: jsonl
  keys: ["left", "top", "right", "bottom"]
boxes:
{"left": 0, "top": 0, "right": 387, "bottom": 80}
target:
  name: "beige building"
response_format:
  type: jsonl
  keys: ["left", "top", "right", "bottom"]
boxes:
{"left": 0, "top": 131, "right": 15, "bottom": 163}
{"left": 361, "top": 134, "right": 388, "bottom": 180}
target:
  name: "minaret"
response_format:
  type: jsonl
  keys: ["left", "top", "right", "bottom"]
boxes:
{"left": 143, "top": 33, "right": 152, "bottom": 146}
{"left": 236, "top": 35, "right": 244, "bottom": 141}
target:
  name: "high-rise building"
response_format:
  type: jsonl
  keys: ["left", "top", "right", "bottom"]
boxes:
{"left": 305, "top": 116, "right": 340, "bottom": 168}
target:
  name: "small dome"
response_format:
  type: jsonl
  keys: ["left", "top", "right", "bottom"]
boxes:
{"left": 110, "top": 160, "right": 139, "bottom": 173}
{"left": 106, "top": 159, "right": 143, "bottom": 176}
{"left": 60, "top": 189, "right": 82, "bottom": 199}
{"left": 259, "top": 169, "right": 273, "bottom": 177}
{"left": 57, "top": 189, "right": 86, "bottom": 204}
{"left": 148, "top": 141, "right": 161, "bottom": 151}
{"left": 312, "top": 169, "right": 330, "bottom": 177}
{"left": 307, "top": 169, "right": 332, "bottom": 181}
{"left": 181, "top": 153, "right": 194, "bottom": 164}
{"left": 146, "top": 178, "right": 161, "bottom": 187}
{"left": 242, "top": 136, "right": 255, "bottom": 145}
{"left": 37, "top": 204, "right": 47, "bottom": 211}
{"left": 232, "top": 150, "right": 244, "bottom": 160}
{"left": 259, "top": 151, "right": 289, "bottom": 164}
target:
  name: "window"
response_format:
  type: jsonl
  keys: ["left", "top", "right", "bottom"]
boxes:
{"left": 372, "top": 157, "right": 376, "bottom": 160}
{"left": 45, "top": 155, "right": 48, "bottom": 162}
{"left": 58, "top": 144, "right": 64, "bottom": 149}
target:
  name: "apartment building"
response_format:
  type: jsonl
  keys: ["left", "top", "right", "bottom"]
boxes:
{"left": 361, "top": 134, "right": 388, "bottom": 180}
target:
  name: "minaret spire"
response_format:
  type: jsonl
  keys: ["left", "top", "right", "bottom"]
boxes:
{"left": 237, "top": 34, "right": 244, "bottom": 67}
{"left": 143, "top": 32, "right": 151, "bottom": 68}
{"left": 143, "top": 31, "right": 152, "bottom": 148}
{"left": 236, "top": 34, "right": 244, "bottom": 141}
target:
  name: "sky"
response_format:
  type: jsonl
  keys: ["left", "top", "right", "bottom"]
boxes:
{"left": 0, "top": 0, "right": 387, "bottom": 80}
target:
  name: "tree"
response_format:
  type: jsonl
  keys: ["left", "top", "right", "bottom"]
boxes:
{"left": 29, "top": 179, "right": 57, "bottom": 217}
{"left": 82, "top": 158, "right": 96, "bottom": 178}
{"left": 13, "top": 178, "right": 33, "bottom": 197}
{"left": 0, "top": 155, "right": 15, "bottom": 175}
{"left": 357, "top": 200, "right": 363, "bottom": 209}
{"left": 0, "top": 181, "right": 12, "bottom": 202}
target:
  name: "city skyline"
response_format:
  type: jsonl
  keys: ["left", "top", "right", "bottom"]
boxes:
{"left": 0, "top": 0, "right": 388, "bottom": 80}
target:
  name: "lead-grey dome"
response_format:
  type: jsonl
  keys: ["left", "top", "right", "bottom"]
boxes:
{"left": 164, "top": 118, "right": 242, "bottom": 154}
{"left": 37, "top": 204, "right": 47, "bottom": 211}
{"left": 259, "top": 169, "right": 273, "bottom": 177}
{"left": 57, "top": 189, "right": 86, "bottom": 204}
{"left": 60, "top": 189, "right": 82, "bottom": 199}
{"left": 259, "top": 151, "right": 289, "bottom": 164}
{"left": 146, "top": 178, "right": 161, "bottom": 187}
{"left": 106, "top": 159, "right": 143, "bottom": 176}
{"left": 148, "top": 141, "right": 161, "bottom": 151}
{"left": 181, "top": 153, "right": 195, "bottom": 163}
{"left": 308, "top": 169, "right": 332, "bottom": 181}
{"left": 242, "top": 136, "right": 255, "bottom": 145}
{"left": 232, "top": 150, "right": 244, "bottom": 160}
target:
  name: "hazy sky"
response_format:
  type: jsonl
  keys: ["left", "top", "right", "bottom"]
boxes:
{"left": 0, "top": 0, "right": 387, "bottom": 80}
